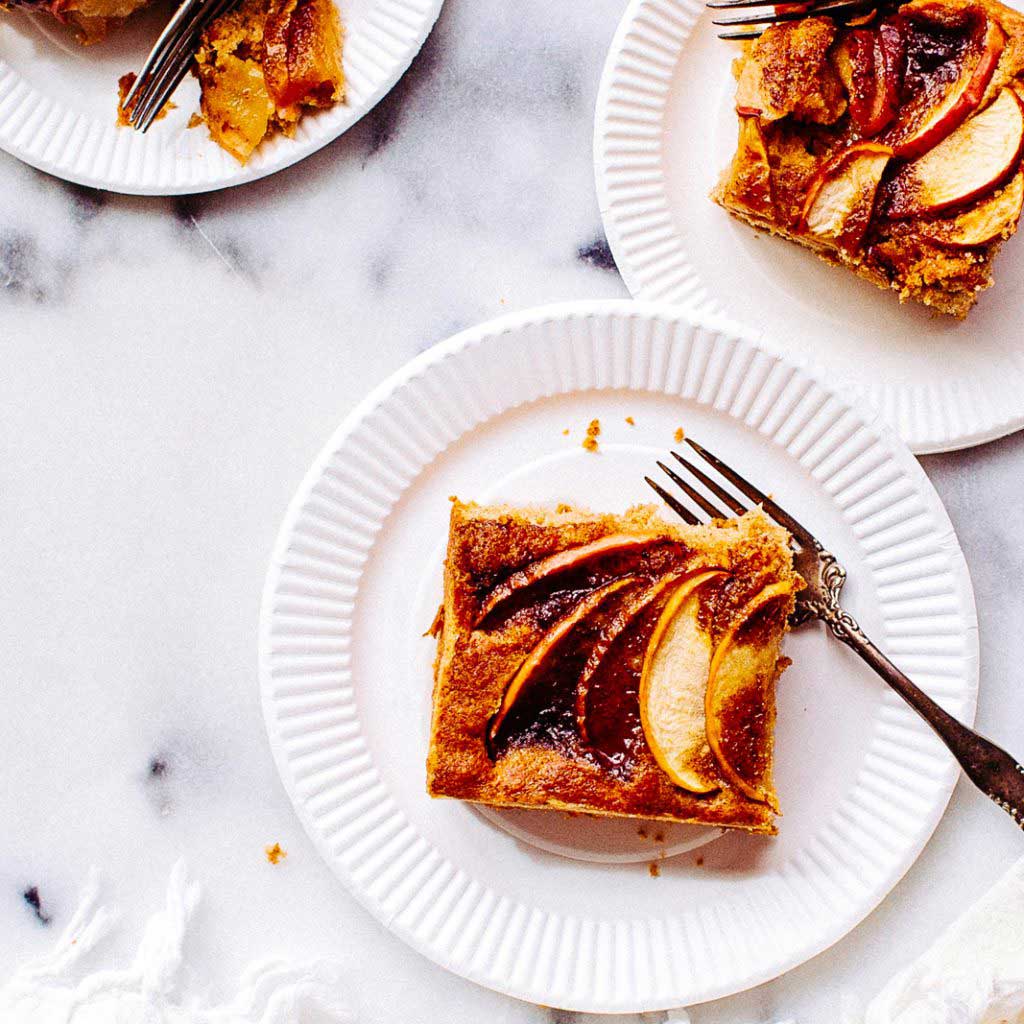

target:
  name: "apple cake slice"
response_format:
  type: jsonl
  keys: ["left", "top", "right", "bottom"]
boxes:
{"left": 426, "top": 500, "right": 801, "bottom": 835}
{"left": 713, "top": 0, "right": 1024, "bottom": 318}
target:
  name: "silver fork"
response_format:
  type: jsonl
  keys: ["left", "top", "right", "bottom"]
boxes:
{"left": 647, "top": 438, "right": 1024, "bottom": 830}
{"left": 707, "top": 0, "right": 879, "bottom": 40}
{"left": 121, "top": 0, "right": 237, "bottom": 132}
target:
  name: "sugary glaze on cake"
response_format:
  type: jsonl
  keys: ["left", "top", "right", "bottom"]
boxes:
{"left": 713, "top": 0, "right": 1024, "bottom": 318}
{"left": 427, "top": 501, "right": 801, "bottom": 835}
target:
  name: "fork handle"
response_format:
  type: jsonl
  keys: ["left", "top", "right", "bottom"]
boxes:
{"left": 812, "top": 602, "right": 1024, "bottom": 830}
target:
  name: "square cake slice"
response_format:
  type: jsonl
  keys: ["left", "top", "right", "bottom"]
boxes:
{"left": 713, "top": 0, "right": 1024, "bottom": 318}
{"left": 426, "top": 500, "right": 801, "bottom": 835}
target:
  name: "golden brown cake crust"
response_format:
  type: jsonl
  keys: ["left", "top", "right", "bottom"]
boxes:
{"left": 427, "top": 501, "right": 800, "bottom": 836}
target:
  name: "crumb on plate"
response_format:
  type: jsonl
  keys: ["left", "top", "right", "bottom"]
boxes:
{"left": 265, "top": 842, "right": 287, "bottom": 865}
{"left": 583, "top": 418, "right": 601, "bottom": 453}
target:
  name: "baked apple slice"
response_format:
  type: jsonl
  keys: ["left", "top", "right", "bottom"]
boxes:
{"left": 723, "top": 117, "right": 774, "bottom": 220}
{"left": 921, "top": 170, "right": 1024, "bottom": 247}
{"left": 638, "top": 570, "right": 728, "bottom": 794}
{"left": 487, "top": 577, "right": 634, "bottom": 747}
{"left": 800, "top": 142, "right": 892, "bottom": 253}
{"left": 705, "top": 581, "right": 794, "bottom": 807}
{"left": 882, "top": 6, "right": 1005, "bottom": 159}
{"left": 263, "top": 0, "right": 344, "bottom": 110}
{"left": 575, "top": 570, "right": 685, "bottom": 742}
{"left": 474, "top": 534, "right": 655, "bottom": 625}
{"left": 840, "top": 24, "right": 902, "bottom": 136}
{"left": 884, "top": 87, "right": 1024, "bottom": 218}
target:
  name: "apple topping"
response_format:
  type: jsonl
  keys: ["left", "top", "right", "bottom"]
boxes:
{"left": 575, "top": 571, "right": 688, "bottom": 744}
{"left": 487, "top": 577, "right": 635, "bottom": 749}
{"left": 474, "top": 534, "right": 656, "bottom": 626}
{"left": 840, "top": 24, "right": 902, "bottom": 136}
{"left": 883, "top": 87, "right": 1024, "bottom": 218}
{"left": 800, "top": 142, "right": 892, "bottom": 253}
{"left": 262, "top": 0, "right": 344, "bottom": 111}
{"left": 705, "top": 581, "right": 795, "bottom": 807}
{"left": 881, "top": 6, "right": 1005, "bottom": 159}
{"left": 723, "top": 117, "right": 774, "bottom": 219}
{"left": 921, "top": 169, "right": 1024, "bottom": 247}
{"left": 638, "top": 570, "right": 729, "bottom": 794}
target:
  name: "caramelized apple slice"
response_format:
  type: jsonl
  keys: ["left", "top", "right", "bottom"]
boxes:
{"left": 706, "top": 581, "right": 794, "bottom": 807}
{"left": 921, "top": 170, "right": 1024, "bottom": 247}
{"left": 638, "top": 570, "right": 729, "bottom": 794}
{"left": 882, "top": 7, "right": 1004, "bottom": 159}
{"left": 884, "top": 88, "right": 1024, "bottom": 218}
{"left": 575, "top": 571, "right": 685, "bottom": 742}
{"left": 487, "top": 577, "right": 634, "bottom": 747}
{"left": 842, "top": 26, "right": 901, "bottom": 137}
{"left": 722, "top": 117, "right": 774, "bottom": 220}
{"left": 800, "top": 142, "right": 892, "bottom": 253}
{"left": 474, "top": 534, "right": 655, "bottom": 625}
{"left": 263, "top": 0, "right": 344, "bottom": 110}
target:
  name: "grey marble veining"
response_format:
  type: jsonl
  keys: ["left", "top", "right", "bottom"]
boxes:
{"left": 1, "top": 2, "right": 1023, "bottom": 1022}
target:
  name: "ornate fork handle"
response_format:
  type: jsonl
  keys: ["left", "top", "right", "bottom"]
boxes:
{"left": 804, "top": 548, "right": 1024, "bottom": 831}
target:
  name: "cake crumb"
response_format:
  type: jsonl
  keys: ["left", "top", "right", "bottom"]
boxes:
{"left": 555, "top": 502, "right": 572, "bottom": 513}
{"left": 654, "top": 831, "right": 665, "bottom": 843}
{"left": 265, "top": 842, "right": 287, "bottom": 865}
{"left": 648, "top": 862, "right": 661, "bottom": 878}
{"left": 582, "top": 418, "right": 601, "bottom": 453}
{"left": 625, "top": 416, "right": 635, "bottom": 426}
{"left": 674, "top": 427, "right": 685, "bottom": 443}
{"left": 637, "top": 826, "right": 648, "bottom": 839}
{"left": 562, "top": 428, "right": 570, "bottom": 436}
{"left": 695, "top": 856, "right": 704, "bottom": 867}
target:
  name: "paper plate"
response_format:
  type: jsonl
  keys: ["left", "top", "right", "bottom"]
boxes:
{"left": 594, "top": 0, "right": 1024, "bottom": 453}
{"left": 0, "top": 0, "right": 442, "bottom": 194}
{"left": 259, "top": 301, "right": 978, "bottom": 1012}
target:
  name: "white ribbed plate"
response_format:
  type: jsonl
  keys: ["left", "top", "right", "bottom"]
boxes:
{"left": 260, "top": 301, "right": 978, "bottom": 1013}
{"left": 0, "top": 0, "right": 442, "bottom": 194}
{"left": 594, "top": 0, "right": 1024, "bottom": 454}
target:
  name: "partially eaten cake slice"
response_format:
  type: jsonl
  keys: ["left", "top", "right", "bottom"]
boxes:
{"left": 713, "top": 0, "right": 1024, "bottom": 318}
{"left": 193, "top": 0, "right": 344, "bottom": 163}
{"left": 427, "top": 500, "right": 801, "bottom": 835}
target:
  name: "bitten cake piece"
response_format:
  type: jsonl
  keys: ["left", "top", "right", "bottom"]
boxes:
{"left": 426, "top": 500, "right": 801, "bottom": 836}
{"left": 713, "top": 0, "right": 1024, "bottom": 318}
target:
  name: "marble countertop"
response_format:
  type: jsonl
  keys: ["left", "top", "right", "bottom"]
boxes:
{"left": 2, "top": 2, "right": 1023, "bottom": 1021}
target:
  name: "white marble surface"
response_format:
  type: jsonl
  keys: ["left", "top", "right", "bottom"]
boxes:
{"left": 1, "top": 2, "right": 1023, "bottom": 1021}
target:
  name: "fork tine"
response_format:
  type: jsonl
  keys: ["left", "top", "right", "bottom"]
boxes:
{"left": 669, "top": 451, "right": 747, "bottom": 516}
{"left": 645, "top": 476, "right": 702, "bottom": 526}
{"left": 717, "top": 28, "right": 763, "bottom": 37}
{"left": 136, "top": 57, "right": 193, "bottom": 131}
{"left": 684, "top": 438, "right": 815, "bottom": 543}
{"left": 712, "top": 0, "right": 871, "bottom": 25}
{"left": 657, "top": 460, "right": 731, "bottom": 521}
{"left": 123, "top": 0, "right": 204, "bottom": 110}
{"left": 129, "top": 0, "right": 235, "bottom": 129}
